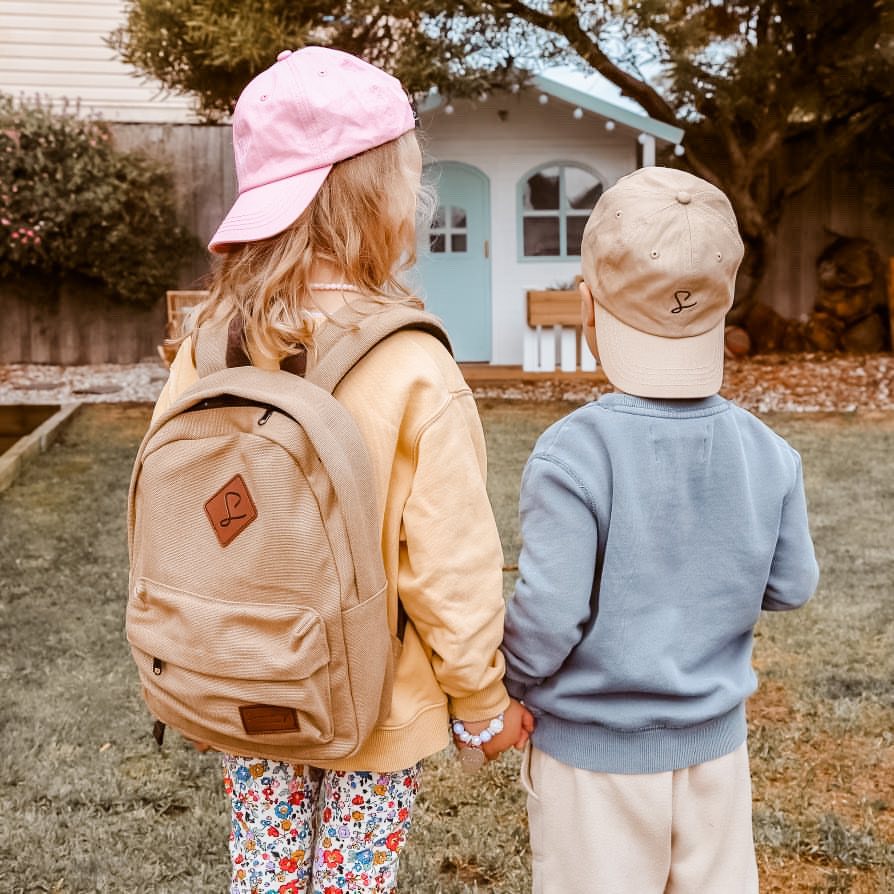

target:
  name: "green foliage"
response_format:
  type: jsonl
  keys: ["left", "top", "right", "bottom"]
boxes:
{"left": 110, "top": 0, "right": 542, "bottom": 120}
{"left": 0, "top": 94, "right": 195, "bottom": 306}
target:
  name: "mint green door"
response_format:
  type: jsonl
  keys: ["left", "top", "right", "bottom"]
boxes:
{"left": 417, "top": 162, "right": 492, "bottom": 361}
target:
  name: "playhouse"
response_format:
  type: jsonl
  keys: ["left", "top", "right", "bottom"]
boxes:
{"left": 415, "top": 76, "right": 683, "bottom": 368}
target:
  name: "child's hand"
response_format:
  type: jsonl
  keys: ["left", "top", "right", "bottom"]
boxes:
{"left": 453, "top": 699, "right": 536, "bottom": 762}
{"left": 482, "top": 699, "right": 535, "bottom": 758}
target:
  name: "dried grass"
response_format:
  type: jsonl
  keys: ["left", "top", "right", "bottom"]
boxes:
{"left": 0, "top": 402, "right": 891, "bottom": 892}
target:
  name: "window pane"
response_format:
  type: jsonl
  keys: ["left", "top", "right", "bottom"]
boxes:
{"left": 523, "top": 167, "right": 560, "bottom": 210}
{"left": 451, "top": 206, "right": 467, "bottom": 228}
{"left": 432, "top": 206, "right": 446, "bottom": 229}
{"left": 523, "top": 217, "right": 560, "bottom": 256}
{"left": 429, "top": 233, "right": 446, "bottom": 253}
{"left": 565, "top": 167, "right": 602, "bottom": 210}
{"left": 451, "top": 233, "right": 467, "bottom": 253}
{"left": 566, "top": 216, "right": 588, "bottom": 256}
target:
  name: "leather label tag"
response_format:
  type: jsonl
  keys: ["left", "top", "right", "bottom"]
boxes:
{"left": 204, "top": 474, "right": 258, "bottom": 547}
{"left": 240, "top": 704, "right": 300, "bottom": 735}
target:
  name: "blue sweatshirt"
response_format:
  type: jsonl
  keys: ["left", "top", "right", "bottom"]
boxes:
{"left": 501, "top": 393, "right": 819, "bottom": 774}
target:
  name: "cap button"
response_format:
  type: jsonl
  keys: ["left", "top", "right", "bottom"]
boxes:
{"left": 276, "top": 50, "right": 293, "bottom": 61}
{"left": 676, "top": 190, "right": 692, "bottom": 205}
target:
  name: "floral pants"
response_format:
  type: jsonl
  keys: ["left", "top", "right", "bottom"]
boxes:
{"left": 222, "top": 755, "right": 421, "bottom": 894}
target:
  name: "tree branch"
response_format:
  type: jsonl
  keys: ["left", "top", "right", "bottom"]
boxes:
{"left": 501, "top": 0, "right": 680, "bottom": 125}
{"left": 778, "top": 107, "right": 884, "bottom": 205}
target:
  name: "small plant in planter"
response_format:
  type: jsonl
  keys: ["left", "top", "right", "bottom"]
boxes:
{"left": 0, "top": 93, "right": 195, "bottom": 307}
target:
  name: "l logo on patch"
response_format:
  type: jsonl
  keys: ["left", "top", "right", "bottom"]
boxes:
{"left": 204, "top": 474, "right": 258, "bottom": 547}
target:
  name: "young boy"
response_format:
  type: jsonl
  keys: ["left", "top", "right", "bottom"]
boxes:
{"left": 501, "top": 166, "right": 819, "bottom": 894}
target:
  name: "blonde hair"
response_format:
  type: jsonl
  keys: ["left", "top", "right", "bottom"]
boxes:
{"left": 189, "top": 130, "right": 433, "bottom": 362}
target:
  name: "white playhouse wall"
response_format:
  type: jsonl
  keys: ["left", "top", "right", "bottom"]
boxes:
{"left": 420, "top": 90, "right": 638, "bottom": 366}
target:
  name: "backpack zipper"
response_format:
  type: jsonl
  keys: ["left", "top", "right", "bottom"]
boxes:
{"left": 258, "top": 408, "right": 274, "bottom": 425}
{"left": 153, "top": 657, "right": 164, "bottom": 675}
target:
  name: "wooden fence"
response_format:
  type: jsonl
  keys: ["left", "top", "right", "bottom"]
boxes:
{"left": 2, "top": 122, "right": 891, "bottom": 364}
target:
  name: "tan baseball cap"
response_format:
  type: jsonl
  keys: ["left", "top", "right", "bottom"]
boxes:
{"left": 581, "top": 166, "right": 744, "bottom": 398}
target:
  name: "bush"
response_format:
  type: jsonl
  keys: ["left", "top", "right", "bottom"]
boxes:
{"left": 0, "top": 94, "right": 195, "bottom": 306}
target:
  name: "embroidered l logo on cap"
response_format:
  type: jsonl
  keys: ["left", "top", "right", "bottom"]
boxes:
{"left": 205, "top": 474, "right": 258, "bottom": 547}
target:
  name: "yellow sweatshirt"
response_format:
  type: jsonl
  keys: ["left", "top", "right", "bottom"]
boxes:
{"left": 152, "top": 326, "right": 510, "bottom": 771}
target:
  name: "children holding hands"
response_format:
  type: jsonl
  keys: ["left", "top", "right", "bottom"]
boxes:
{"left": 147, "top": 40, "right": 814, "bottom": 894}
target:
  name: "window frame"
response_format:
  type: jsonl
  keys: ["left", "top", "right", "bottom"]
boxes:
{"left": 516, "top": 160, "right": 605, "bottom": 262}
{"left": 428, "top": 201, "right": 470, "bottom": 256}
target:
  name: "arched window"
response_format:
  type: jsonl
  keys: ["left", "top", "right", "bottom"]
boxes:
{"left": 519, "top": 163, "right": 603, "bottom": 258}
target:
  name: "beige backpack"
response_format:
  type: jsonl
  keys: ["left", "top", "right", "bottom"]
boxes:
{"left": 126, "top": 300, "right": 450, "bottom": 761}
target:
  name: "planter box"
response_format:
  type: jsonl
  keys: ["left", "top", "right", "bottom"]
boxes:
{"left": 524, "top": 284, "right": 597, "bottom": 373}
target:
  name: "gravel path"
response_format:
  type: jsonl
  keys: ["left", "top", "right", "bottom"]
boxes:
{"left": 1, "top": 354, "right": 892, "bottom": 413}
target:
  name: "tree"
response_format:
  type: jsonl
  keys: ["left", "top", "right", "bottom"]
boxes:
{"left": 112, "top": 0, "right": 894, "bottom": 307}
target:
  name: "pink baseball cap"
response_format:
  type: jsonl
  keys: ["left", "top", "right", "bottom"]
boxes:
{"left": 209, "top": 46, "right": 416, "bottom": 253}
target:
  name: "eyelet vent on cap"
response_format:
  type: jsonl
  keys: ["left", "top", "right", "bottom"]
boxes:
{"left": 650, "top": 249, "right": 660, "bottom": 259}
{"left": 716, "top": 252, "right": 723, "bottom": 261}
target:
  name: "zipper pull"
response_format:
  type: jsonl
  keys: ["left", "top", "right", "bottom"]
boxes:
{"left": 258, "top": 408, "right": 274, "bottom": 425}
{"left": 153, "top": 657, "right": 164, "bottom": 676}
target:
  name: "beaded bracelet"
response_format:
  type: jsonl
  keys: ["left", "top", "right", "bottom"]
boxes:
{"left": 451, "top": 713, "right": 505, "bottom": 772}
{"left": 450, "top": 713, "right": 505, "bottom": 748}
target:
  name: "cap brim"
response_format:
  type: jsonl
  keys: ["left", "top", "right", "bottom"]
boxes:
{"left": 594, "top": 301, "right": 724, "bottom": 398}
{"left": 208, "top": 164, "right": 333, "bottom": 253}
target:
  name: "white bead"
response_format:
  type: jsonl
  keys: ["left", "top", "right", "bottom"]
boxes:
{"left": 479, "top": 730, "right": 492, "bottom": 743}
{"left": 492, "top": 717, "right": 504, "bottom": 734}
{"left": 469, "top": 736, "right": 481, "bottom": 747}
{"left": 458, "top": 730, "right": 471, "bottom": 743}
{"left": 452, "top": 721, "right": 464, "bottom": 735}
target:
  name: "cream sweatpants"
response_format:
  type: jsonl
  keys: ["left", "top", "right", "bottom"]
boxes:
{"left": 520, "top": 742, "right": 759, "bottom": 894}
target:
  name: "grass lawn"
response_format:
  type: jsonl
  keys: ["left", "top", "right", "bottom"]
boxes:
{"left": 1, "top": 401, "right": 892, "bottom": 893}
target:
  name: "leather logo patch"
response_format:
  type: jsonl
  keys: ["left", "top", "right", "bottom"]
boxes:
{"left": 204, "top": 474, "right": 257, "bottom": 547}
{"left": 240, "top": 704, "right": 300, "bottom": 735}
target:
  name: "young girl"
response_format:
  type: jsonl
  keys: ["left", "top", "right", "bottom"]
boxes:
{"left": 151, "top": 46, "right": 531, "bottom": 893}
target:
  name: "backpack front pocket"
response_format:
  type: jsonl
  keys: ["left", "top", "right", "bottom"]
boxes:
{"left": 127, "top": 578, "right": 333, "bottom": 751}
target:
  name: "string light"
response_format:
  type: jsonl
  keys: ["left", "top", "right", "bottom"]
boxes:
{"left": 538, "top": 94, "right": 549, "bottom": 104}
{"left": 605, "top": 120, "right": 615, "bottom": 131}
{"left": 444, "top": 103, "right": 454, "bottom": 115}
{"left": 573, "top": 107, "right": 583, "bottom": 120}
{"left": 674, "top": 144, "right": 686, "bottom": 157}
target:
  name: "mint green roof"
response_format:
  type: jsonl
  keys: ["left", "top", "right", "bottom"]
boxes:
{"left": 417, "top": 76, "right": 684, "bottom": 146}
{"left": 532, "top": 74, "right": 684, "bottom": 144}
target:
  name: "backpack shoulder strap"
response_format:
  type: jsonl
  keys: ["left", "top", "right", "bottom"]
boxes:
{"left": 306, "top": 297, "right": 452, "bottom": 394}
